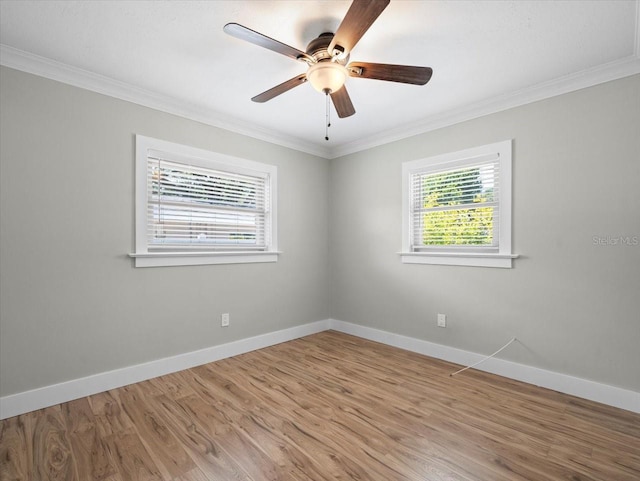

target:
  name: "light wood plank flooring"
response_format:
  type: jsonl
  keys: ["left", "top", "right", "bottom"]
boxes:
{"left": 1, "top": 330, "right": 639, "bottom": 480}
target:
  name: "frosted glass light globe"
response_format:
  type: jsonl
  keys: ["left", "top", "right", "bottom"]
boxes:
{"left": 307, "top": 62, "right": 348, "bottom": 93}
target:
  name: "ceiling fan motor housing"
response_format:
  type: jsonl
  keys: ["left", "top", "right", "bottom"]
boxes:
{"left": 306, "top": 33, "right": 349, "bottom": 64}
{"left": 224, "top": 0, "right": 430, "bottom": 119}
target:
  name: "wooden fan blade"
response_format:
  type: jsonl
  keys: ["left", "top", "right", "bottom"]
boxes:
{"left": 330, "top": 86, "right": 356, "bottom": 118}
{"left": 347, "top": 62, "right": 433, "bottom": 85}
{"left": 328, "top": 0, "right": 390, "bottom": 56}
{"left": 224, "top": 23, "right": 312, "bottom": 62}
{"left": 251, "top": 74, "right": 308, "bottom": 103}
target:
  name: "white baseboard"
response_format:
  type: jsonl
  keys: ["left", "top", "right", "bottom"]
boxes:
{"left": 2, "top": 318, "right": 638, "bottom": 419}
{"left": 328, "top": 319, "right": 640, "bottom": 414}
{"left": 0, "top": 320, "right": 330, "bottom": 420}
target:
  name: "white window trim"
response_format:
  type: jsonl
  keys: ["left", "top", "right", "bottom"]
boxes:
{"left": 129, "top": 135, "right": 279, "bottom": 267}
{"left": 400, "top": 140, "right": 517, "bottom": 268}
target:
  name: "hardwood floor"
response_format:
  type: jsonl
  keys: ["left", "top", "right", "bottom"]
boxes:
{"left": 1, "top": 330, "right": 639, "bottom": 481}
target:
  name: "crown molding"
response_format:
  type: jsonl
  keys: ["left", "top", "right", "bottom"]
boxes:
{"left": 331, "top": 0, "right": 640, "bottom": 159}
{"left": 0, "top": 44, "right": 331, "bottom": 159}
{"left": 2, "top": 43, "right": 638, "bottom": 161}
{"left": 329, "top": 54, "right": 640, "bottom": 159}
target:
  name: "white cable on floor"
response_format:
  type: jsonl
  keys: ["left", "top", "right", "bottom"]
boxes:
{"left": 449, "top": 337, "right": 518, "bottom": 377}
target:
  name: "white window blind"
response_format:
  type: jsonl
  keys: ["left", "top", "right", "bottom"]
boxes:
{"left": 401, "top": 140, "right": 515, "bottom": 268}
{"left": 410, "top": 155, "right": 500, "bottom": 251}
{"left": 131, "top": 135, "right": 278, "bottom": 267}
{"left": 147, "top": 155, "right": 270, "bottom": 251}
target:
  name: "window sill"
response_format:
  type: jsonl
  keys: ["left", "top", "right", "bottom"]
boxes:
{"left": 128, "top": 251, "right": 281, "bottom": 267}
{"left": 399, "top": 252, "right": 518, "bottom": 268}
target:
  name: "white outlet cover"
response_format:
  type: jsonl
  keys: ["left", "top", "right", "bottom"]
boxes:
{"left": 437, "top": 314, "right": 446, "bottom": 328}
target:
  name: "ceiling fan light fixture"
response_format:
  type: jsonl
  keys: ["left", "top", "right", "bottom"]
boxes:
{"left": 307, "top": 62, "right": 348, "bottom": 94}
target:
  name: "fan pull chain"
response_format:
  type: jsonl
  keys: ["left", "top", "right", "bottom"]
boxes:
{"left": 324, "top": 90, "right": 331, "bottom": 141}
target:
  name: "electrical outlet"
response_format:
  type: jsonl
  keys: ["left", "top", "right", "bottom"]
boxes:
{"left": 437, "top": 313, "right": 446, "bottom": 328}
{"left": 221, "top": 313, "right": 230, "bottom": 327}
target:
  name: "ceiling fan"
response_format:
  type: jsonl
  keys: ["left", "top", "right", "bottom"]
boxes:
{"left": 223, "top": 0, "right": 433, "bottom": 124}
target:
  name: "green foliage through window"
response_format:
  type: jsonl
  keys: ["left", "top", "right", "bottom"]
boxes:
{"left": 414, "top": 165, "right": 497, "bottom": 247}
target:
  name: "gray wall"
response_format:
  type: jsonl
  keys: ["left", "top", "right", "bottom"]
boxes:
{"left": 1, "top": 66, "right": 639, "bottom": 399}
{"left": 330, "top": 74, "right": 640, "bottom": 391}
{"left": 0, "top": 67, "right": 331, "bottom": 397}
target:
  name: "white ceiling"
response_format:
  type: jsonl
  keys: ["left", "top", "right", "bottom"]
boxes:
{"left": 1, "top": 1, "right": 639, "bottom": 158}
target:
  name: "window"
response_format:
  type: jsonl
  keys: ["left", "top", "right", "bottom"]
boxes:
{"left": 401, "top": 140, "right": 516, "bottom": 268}
{"left": 130, "top": 135, "right": 278, "bottom": 267}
